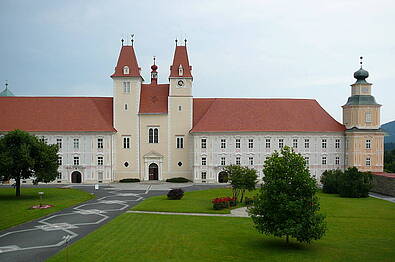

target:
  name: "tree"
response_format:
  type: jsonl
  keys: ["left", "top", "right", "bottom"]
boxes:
{"left": 337, "top": 167, "right": 372, "bottom": 198}
{"left": 223, "top": 165, "right": 257, "bottom": 203}
{"left": 321, "top": 169, "right": 342, "bottom": 194}
{"left": 249, "top": 146, "right": 326, "bottom": 244}
{"left": 0, "top": 130, "right": 59, "bottom": 197}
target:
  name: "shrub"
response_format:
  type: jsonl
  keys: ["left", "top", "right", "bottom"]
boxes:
{"left": 321, "top": 170, "right": 342, "bottom": 194}
{"left": 211, "top": 197, "right": 236, "bottom": 210}
{"left": 337, "top": 167, "right": 373, "bottom": 198}
{"left": 166, "top": 177, "right": 191, "bottom": 183}
{"left": 119, "top": 178, "right": 140, "bottom": 183}
{"left": 167, "top": 188, "right": 184, "bottom": 200}
{"left": 244, "top": 196, "right": 255, "bottom": 206}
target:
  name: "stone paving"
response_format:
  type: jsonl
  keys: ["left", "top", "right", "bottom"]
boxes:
{"left": 127, "top": 206, "right": 250, "bottom": 217}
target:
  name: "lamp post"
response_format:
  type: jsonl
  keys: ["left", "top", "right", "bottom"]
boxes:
{"left": 38, "top": 192, "right": 44, "bottom": 207}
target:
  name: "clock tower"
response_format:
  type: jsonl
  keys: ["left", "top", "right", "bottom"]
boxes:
{"left": 167, "top": 40, "right": 194, "bottom": 179}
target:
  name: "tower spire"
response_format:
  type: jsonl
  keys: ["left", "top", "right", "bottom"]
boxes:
{"left": 151, "top": 56, "right": 158, "bottom": 84}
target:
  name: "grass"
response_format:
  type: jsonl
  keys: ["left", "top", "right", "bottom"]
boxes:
{"left": 0, "top": 187, "right": 94, "bottom": 231}
{"left": 131, "top": 187, "right": 257, "bottom": 214}
{"left": 47, "top": 189, "right": 395, "bottom": 262}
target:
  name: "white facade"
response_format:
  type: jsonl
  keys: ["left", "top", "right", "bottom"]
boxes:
{"left": 192, "top": 132, "right": 345, "bottom": 183}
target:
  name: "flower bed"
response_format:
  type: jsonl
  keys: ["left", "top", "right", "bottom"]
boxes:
{"left": 211, "top": 197, "right": 237, "bottom": 210}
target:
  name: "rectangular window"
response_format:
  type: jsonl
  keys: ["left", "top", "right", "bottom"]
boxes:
{"left": 236, "top": 156, "right": 241, "bottom": 165}
{"left": 221, "top": 157, "right": 226, "bottom": 166}
{"left": 201, "top": 172, "right": 207, "bottom": 180}
{"left": 293, "top": 138, "right": 298, "bottom": 148}
{"left": 221, "top": 139, "right": 226, "bottom": 149}
{"left": 73, "top": 156, "right": 80, "bottom": 166}
{"left": 123, "top": 136, "right": 130, "bottom": 149}
{"left": 56, "top": 138, "right": 62, "bottom": 149}
{"left": 123, "top": 81, "right": 131, "bottom": 93}
{"left": 322, "top": 156, "right": 327, "bottom": 165}
{"left": 249, "top": 157, "right": 254, "bottom": 165}
{"left": 57, "top": 156, "right": 62, "bottom": 165}
{"left": 322, "top": 139, "right": 327, "bottom": 149}
{"left": 98, "top": 171, "right": 104, "bottom": 181}
{"left": 366, "top": 157, "right": 371, "bottom": 166}
{"left": 335, "top": 139, "right": 340, "bottom": 149}
{"left": 248, "top": 139, "right": 254, "bottom": 149}
{"left": 201, "top": 138, "right": 207, "bottom": 149}
{"left": 366, "top": 139, "right": 371, "bottom": 149}
{"left": 335, "top": 156, "right": 340, "bottom": 165}
{"left": 278, "top": 139, "right": 284, "bottom": 148}
{"left": 73, "top": 138, "right": 79, "bottom": 149}
{"left": 97, "top": 156, "right": 103, "bottom": 166}
{"left": 176, "top": 136, "right": 184, "bottom": 149}
{"left": 265, "top": 138, "right": 271, "bottom": 148}
{"left": 304, "top": 156, "right": 310, "bottom": 166}
{"left": 365, "top": 112, "right": 372, "bottom": 123}
{"left": 201, "top": 157, "right": 207, "bottom": 166}
{"left": 304, "top": 139, "right": 310, "bottom": 149}
{"left": 149, "top": 128, "right": 159, "bottom": 143}
{"left": 98, "top": 138, "right": 103, "bottom": 149}
{"left": 57, "top": 172, "right": 62, "bottom": 180}
{"left": 235, "top": 139, "right": 241, "bottom": 149}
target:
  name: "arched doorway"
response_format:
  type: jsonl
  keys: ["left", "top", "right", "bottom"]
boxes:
{"left": 218, "top": 171, "right": 228, "bottom": 183}
{"left": 71, "top": 171, "right": 82, "bottom": 183}
{"left": 149, "top": 163, "right": 159, "bottom": 180}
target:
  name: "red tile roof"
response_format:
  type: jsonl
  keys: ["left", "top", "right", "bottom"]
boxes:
{"left": 111, "top": 45, "right": 141, "bottom": 77}
{"left": 0, "top": 97, "right": 116, "bottom": 132}
{"left": 191, "top": 98, "right": 346, "bottom": 133}
{"left": 169, "top": 46, "right": 192, "bottom": 78}
{"left": 139, "top": 84, "right": 169, "bottom": 114}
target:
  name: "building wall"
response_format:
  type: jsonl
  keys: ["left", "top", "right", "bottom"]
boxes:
{"left": 192, "top": 132, "right": 345, "bottom": 183}
{"left": 343, "top": 105, "right": 381, "bottom": 129}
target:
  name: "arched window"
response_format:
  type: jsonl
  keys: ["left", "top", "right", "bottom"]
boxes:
{"left": 123, "top": 66, "right": 129, "bottom": 74}
{"left": 154, "top": 128, "right": 159, "bottom": 143}
{"left": 178, "top": 65, "right": 183, "bottom": 76}
{"left": 149, "top": 128, "right": 159, "bottom": 143}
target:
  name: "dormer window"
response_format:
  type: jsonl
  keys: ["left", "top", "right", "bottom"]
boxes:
{"left": 123, "top": 66, "right": 129, "bottom": 74}
{"left": 178, "top": 65, "right": 183, "bottom": 76}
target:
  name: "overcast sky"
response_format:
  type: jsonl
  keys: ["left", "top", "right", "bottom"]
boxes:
{"left": 1, "top": 0, "right": 394, "bottom": 124}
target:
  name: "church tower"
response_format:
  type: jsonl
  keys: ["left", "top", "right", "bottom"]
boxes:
{"left": 167, "top": 40, "right": 194, "bottom": 180}
{"left": 343, "top": 57, "right": 384, "bottom": 172}
{"left": 111, "top": 40, "right": 143, "bottom": 181}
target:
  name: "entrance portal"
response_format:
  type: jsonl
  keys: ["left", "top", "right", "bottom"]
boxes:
{"left": 148, "top": 163, "right": 159, "bottom": 180}
{"left": 71, "top": 171, "right": 82, "bottom": 183}
{"left": 218, "top": 171, "right": 228, "bottom": 183}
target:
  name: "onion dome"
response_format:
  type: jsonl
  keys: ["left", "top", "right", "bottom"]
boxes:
{"left": 353, "top": 56, "right": 369, "bottom": 84}
{"left": 151, "top": 64, "right": 158, "bottom": 71}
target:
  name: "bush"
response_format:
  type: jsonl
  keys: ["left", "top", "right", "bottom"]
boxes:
{"left": 211, "top": 197, "right": 237, "bottom": 210}
{"left": 321, "top": 170, "right": 342, "bottom": 194}
{"left": 119, "top": 178, "right": 140, "bottom": 183}
{"left": 166, "top": 177, "right": 191, "bottom": 183}
{"left": 167, "top": 188, "right": 184, "bottom": 200}
{"left": 244, "top": 196, "right": 255, "bottom": 206}
{"left": 338, "top": 167, "right": 373, "bottom": 198}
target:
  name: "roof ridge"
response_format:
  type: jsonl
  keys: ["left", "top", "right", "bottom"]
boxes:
{"left": 193, "top": 97, "right": 315, "bottom": 101}
{"left": 192, "top": 98, "right": 217, "bottom": 131}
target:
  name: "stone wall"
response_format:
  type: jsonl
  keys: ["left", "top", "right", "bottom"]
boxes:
{"left": 371, "top": 174, "right": 395, "bottom": 196}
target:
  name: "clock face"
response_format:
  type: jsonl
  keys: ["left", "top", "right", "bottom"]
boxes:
{"left": 178, "top": 80, "right": 184, "bottom": 87}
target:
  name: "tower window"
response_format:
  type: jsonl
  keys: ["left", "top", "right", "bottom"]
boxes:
{"left": 123, "top": 136, "right": 130, "bottom": 149}
{"left": 178, "top": 105, "right": 182, "bottom": 111}
{"left": 178, "top": 65, "right": 183, "bottom": 76}
{"left": 123, "top": 82, "right": 131, "bottom": 93}
{"left": 366, "top": 139, "right": 371, "bottom": 149}
{"left": 124, "top": 104, "right": 128, "bottom": 110}
{"left": 176, "top": 136, "right": 184, "bottom": 149}
{"left": 365, "top": 112, "right": 372, "bottom": 123}
{"left": 149, "top": 128, "right": 159, "bottom": 143}
{"left": 235, "top": 139, "right": 241, "bottom": 149}
{"left": 123, "top": 66, "right": 129, "bottom": 74}
{"left": 366, "top": 157, "right": 371, "bottom": 166}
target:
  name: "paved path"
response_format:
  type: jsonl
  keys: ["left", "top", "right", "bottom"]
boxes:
{"left": 369, "top": 192, "right": 395, "bottom": 203}
{"left": 127, "top": 206, "right": 250, "bottom": 217}
{"left": 0, "top": 183, "right": 223, "bottom": 262}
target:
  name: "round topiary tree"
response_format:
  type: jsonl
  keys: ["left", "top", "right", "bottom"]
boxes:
{"left": 249, "top": 146, "right": 326, "bottom": 244}
{"left": 167, "top": 188, "right": 184, "bottom": 200}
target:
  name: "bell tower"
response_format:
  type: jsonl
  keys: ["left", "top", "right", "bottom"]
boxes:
{"left": 111, "top": 39, "right": 143, "bottom": 181}
{"left": 342, "top": 57, "right": 384, "bottom": 172}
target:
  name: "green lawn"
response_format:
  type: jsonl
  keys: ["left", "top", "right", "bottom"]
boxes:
{"left": 131, "top": 187, "right": 257, "bottom": 214}
{"left": 47, "top": 189, "right": 395, "bottom": 262}
{"left": 0, "top": 187, "right": 94, "bottom": 231}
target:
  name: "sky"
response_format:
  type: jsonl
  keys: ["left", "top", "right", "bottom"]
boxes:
{"left": 0, "top": 0, "right": 394, "bottom": 124}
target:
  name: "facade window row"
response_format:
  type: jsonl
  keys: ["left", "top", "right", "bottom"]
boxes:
{"left": 57, "top": 155, "right": 105, "bottom": 166}
{"left": 38, "top": 137, "right": 106, "bottom": 150}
